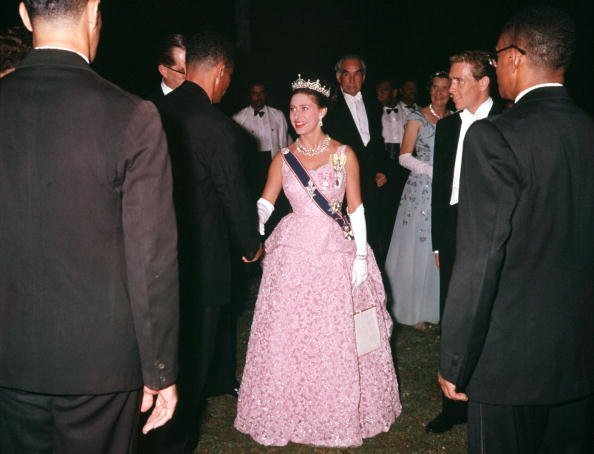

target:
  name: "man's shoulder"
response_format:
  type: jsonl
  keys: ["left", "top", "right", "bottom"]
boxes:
{"left": 266, "top": 106, "right": 288, "bottom": 122}
{"left": 266, "top": 105, "right": 284, "bottom": 115}
{"left": 193, "top": 102, "right": 242, "bottom": 138}
{"left": 145, "top": 87, "right": 165, "bottom": 105}
{"left": 439, "top": 111, "right": 461, "bottom": 125}
{"left": 435, "top": 112, "right": 461, "bottom": 134}
{"left": 18, "top": 58, "right": 150, "bottom": 116}
{"left": 233, "top": 106, "right": 250, "bottom": 120}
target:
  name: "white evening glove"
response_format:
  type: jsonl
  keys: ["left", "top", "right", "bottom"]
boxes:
{"left": 399, "top": 153, "right": 433, "bottom": 178}
{"left": 349, "top": 204, "right": 368, "bottom": 287}
{"left": 257, "top": 198, "right": 274, "bottom": 235}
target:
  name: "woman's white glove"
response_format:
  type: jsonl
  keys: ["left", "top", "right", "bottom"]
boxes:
{"left": 349, "top": 204, "right": 368, "bottom": 287}
{"left": 257, "top": 198, "right": 274, "bottom": 235}
{"left": 399, "top": 153, "right": 433, "bottom": 178}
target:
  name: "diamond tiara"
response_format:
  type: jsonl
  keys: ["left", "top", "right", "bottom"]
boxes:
{"left": 291, "top": 74, "right": 330, "bottom": 98}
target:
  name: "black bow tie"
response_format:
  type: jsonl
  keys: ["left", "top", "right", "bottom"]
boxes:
{"left": 254, "top": 110, "right": 264, "bottom": 117}
{"left": 385, "top": 107, "right": 398, "bottom": 114}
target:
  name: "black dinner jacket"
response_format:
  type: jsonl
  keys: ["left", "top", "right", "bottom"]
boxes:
{"left": 440, "top": 86, "right": 594, "bottom": 405}
{"left": 157, "top": 81, "right": 260, "bottom": 307}
{"left": 0, "top": 49, "right": 179, "bottom": 395}
{"left": 431, "top": 101, "right": 503, "bottom": 254}
{"left": 145, "top": 84, "right": 166, "bottom": 105}
{"left": 324, "top": 91, "right": 386, "bottom": 201}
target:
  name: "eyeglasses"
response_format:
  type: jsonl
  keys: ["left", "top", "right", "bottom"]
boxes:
{"left": 488, "top": 44, "right": 526, "bottom": 67}
{"left": 164, "top": 65, "right": 185, "bottom": 75}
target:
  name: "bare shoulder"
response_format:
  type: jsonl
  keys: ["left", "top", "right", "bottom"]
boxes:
{"left": 271, "top": 151, "right": 284, "bottom": 166}
{"left": 341, "top": 145, "right": 359, "bottom": 167}
{"left": 328, "top": 138, "right": 351, "bottom": 154}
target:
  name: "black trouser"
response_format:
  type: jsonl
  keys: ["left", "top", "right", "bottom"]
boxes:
{"left": 0, "top": 386, "right": 141, "bottom": 454}
{"left": 468, "top": 394, "right": 594, "bottom": 453}
{"left": 248, "top": 150, "right": 272, "bottom": 200}
{"left": 378, "top": 143, "right": 409, "bottom": 268}
{"left": 438, "top": 204, "right": 468, "bottom": 422}
{"left": 140, "top": 303, "right": 226, "bottom": 453}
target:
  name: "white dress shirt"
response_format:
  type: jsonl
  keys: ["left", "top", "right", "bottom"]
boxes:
{"left": 161, "top": 80, "right": 174, "bottom": 96}
{"left": 343, "top": 90, "right": 370, "bottom": 146}
{"left": 450, "top": 97, "right": 494, "bottom": 205}
{"left": 381, "top": 105, "right": 403, "bottom": 144}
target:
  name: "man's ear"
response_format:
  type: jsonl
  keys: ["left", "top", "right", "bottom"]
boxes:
{"left": 511, "top": 48, "right": 524, "bottom": 74}
{"left": 158, "top": 64, "right": 168, "bottom": 78}
{"left": 19, "top": 2, "right": 33, "bottom": 32}
{"left": 478, "top": 76, "right": 490, "bottom": 93}
{"left": 87, "top": 0, "right": 101, "bottom": 33}
{"left": 335, "top": 71, "right": 342, "bottom": 85}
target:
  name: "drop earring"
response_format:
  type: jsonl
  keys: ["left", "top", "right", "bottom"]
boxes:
{"left": 318, "top": 118, "right": 323, "bottom": 127}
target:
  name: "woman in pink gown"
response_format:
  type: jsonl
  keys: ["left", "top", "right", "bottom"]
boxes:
{"left": 234, "top": 76, "right": 401, "bottom": 447}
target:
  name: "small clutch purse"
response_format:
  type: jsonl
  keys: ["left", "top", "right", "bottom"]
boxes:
{"left": 353, "top": 279, "right": 381, "bottom": 356}
{"left": 354, "top": 306, "right": 381, "bottom": 356}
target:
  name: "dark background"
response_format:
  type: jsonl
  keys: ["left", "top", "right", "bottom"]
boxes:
{"left": 2, "top": 0, "right": 593, "bottom": 115}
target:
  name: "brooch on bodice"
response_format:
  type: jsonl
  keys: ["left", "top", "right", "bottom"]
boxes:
{"left": 305, "top": 180, "right": 316, "bottom": 198}
{"left": 330, "top": 152, "right": 347, "bottom": 187}
{"left": 329, "top": 200, "right": 342, "bottom": 214}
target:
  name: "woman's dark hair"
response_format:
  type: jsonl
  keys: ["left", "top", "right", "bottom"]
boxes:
{"left": 291, "top": 87, "right": 330, "bottom": 109}
{"left": 0, "top": 26, "right": 31, "bottom": 73}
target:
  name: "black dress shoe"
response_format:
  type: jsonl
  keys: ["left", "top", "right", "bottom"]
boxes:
{"left": 425, "top": 413, "right": 460, "bottom": 433}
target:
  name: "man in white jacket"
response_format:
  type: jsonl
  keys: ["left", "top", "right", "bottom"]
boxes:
{"left": 233, "top": 82, "right": 292, "bottom": 196}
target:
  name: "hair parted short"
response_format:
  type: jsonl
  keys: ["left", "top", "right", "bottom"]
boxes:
{"left": 186, "top": 31, "right": 234, "bottom": 69}
{"left": 501, "top": 5, "right": 575, "bottom": 71}
{"left": 23, "top": 0, "right": 88, "bottom": 20}
{"left": 157, "top": 33, "right": 186, "bottom": 66}
{"left": 449, "top": 50, "right": 494, "bottom": 82}
{"left": 334, "top": 53, "right": 367, "bottom": 76}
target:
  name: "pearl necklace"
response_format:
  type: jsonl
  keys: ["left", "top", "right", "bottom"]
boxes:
{"left": 296, "top": 134, "right": 331, "bottom": 157}
{"left": 429, "top": 104, "right": 442, "bottom": 119}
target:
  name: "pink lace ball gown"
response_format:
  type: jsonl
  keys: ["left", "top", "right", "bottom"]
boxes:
{"left": 235, "top": 146, "right": 401, "bottom": 447}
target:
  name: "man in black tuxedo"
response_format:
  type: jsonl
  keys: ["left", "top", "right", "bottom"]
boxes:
{"left": 324, "top": 54, "right": 387, "bottom": 261}
{"left": 439, "top": 7, "right": 594, "bottom": 452}
{"left": 145, "top": 33, "right": 186, "bottom": 104}
{"left": 427, "top": 50, "right": 502, "bottom": 434}
{"left": 152, "top": 31, "right": 262, "bottom": 452}
{"left": 0, "top": 1, "right": 179, "bottom": 452}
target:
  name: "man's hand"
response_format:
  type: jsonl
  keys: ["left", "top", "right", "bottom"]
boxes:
{"left": 375, "top": 172, "right": 387, "bottom": 187}
{"left": 438, "top": 372, "right": 468, "bottom": 401}
{"left": 141, "top": 384, "right": 178, "bottom": 434}
{"left": 242, "top": 243, "right": 263, "bottom": 263}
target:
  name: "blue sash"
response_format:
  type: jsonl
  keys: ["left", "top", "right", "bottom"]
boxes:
{"left": 282, "top": 150, "right": 354, "bottom": 240}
